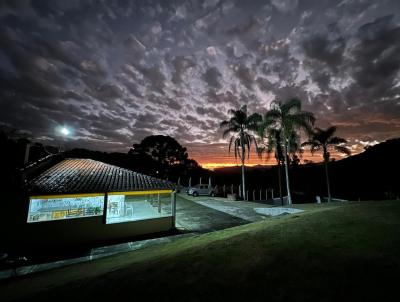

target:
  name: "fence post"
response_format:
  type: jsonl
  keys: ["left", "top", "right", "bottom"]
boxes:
{"left": 239, "top": 185, "right": 241, "bottom": 198}
{"left": 271, "top": 188, "right": 274, "bottom": 199}
{"left": 266, "top": 189, "right": 268, "bottom": 200}
{"left": 253, "top": 190, "right": 255, "bottom": 201}
{"left": 172, "top": 191, "right": 177, "bottom": 227}
{"left": 246, "top": 190, "right": 249, "bottom": 201}
{"left": 260, "top": 189, "right": 262, "bottom": 200}
{"left": 223, "top": 185, "right": 226, "bottom": 197}
{"left": 231, "top": 184, "right": 234, "bottom": 194}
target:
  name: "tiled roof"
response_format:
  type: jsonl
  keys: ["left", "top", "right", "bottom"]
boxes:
{"left": 27, "top": 158, "right": 174, "bottom": 195}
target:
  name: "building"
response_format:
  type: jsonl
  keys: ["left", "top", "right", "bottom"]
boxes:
{"left": 9, "top": 158, "right": 176, "bottom": 251}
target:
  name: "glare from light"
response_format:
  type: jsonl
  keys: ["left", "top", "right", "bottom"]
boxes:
{"left": 60, "top": 127, "right": 70, "bottom": 136}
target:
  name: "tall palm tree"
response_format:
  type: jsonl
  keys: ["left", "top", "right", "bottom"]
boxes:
{"left": 260, "top": 98, "right": 315, "bottom": 205}
{"left": 220, "top": 105, "right": 261, "bottom": 200}
{"left": 301, "top": 126, "right": 351, "bottom": 202}
{"left": 258, "top": 128, "right": 302, "bottom": 205}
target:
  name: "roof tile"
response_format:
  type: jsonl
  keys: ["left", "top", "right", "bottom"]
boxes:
{"left": 28, "top": 158, "right": 174, "bottom": 195}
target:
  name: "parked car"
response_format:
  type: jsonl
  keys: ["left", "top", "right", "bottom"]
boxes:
{"left": 187, "top": 184, "right": 215, "bottom": 197}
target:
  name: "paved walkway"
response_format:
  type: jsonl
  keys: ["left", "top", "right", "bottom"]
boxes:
{"left": 183, "top": 196, "right": 304, "bottom": 220}
{"left": 178, "top": 194, "right": 275, "bottom": 223}
{"left": 175, "top": 194, "right": 248, "bottom": 233}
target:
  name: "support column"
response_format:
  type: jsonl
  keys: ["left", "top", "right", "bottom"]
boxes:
{"left": 103, "top": 192, "right": 108, "bottom": 224}
{"left": 158, "top": 193, "right": 161, "bottom": 213}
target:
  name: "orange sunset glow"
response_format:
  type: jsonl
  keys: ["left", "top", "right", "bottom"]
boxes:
{"left": 188, "top": 144, "right": 366, "bottom": 170}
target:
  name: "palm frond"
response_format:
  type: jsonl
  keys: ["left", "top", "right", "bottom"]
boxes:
{"left": 325, "top": 126, "right": 337, "bottom": 139}
{"left": 334, "top": 145, "right": 351, "bottom": 156}
{"left": 301, "top": 139, "right": 322, "bottom": 155}
{"left": 281, "top": 98, "right": 301, "bottom": 114}
{"left": 228, "top": 136, "right": 235, "bottom": 154}
{"left": 220, "top": 120, "right": 230, "bottom": 128}
{"left": 329, "top": 136, "right": 347, "bottom": 145}
{"left": 227, "top": 108, "right": 237, "bottom": 116}
{"left": 222, "top": 128, "right": 231, "bottom": 138}
{"left": 246, "top": 113, "right": 262, "bottom": 131}
{"left": 264, "top": 109, "right": 281, "bottom": 121}
{"left": 234, "top": 137, "right": 241, "bottom": 159}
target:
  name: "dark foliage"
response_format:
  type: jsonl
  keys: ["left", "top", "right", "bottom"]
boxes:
{"left": 67, "top": 135, "right": 207, "bottom": 181}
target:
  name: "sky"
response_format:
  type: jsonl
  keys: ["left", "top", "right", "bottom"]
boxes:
{"left": 0, "top": 0, "right": 400, "bottom": 169}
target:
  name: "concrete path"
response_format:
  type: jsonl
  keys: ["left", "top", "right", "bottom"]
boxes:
{"left": 179, "top": 194, "right": 275, "bottom": 223}
{"left": 175, "top": 194, "right": 248, "bottom": 233}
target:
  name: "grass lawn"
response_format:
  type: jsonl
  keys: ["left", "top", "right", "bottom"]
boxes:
{"left": 1, "top": 200, "right": 400, "bottom": 301}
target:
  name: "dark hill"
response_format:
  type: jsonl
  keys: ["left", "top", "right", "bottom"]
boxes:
{"left": 212, "top": 138, "right": 400, "bottom": 201}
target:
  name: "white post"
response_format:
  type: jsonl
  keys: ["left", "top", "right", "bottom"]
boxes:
{"left": 271, "top": 188, "right": 274, "bottom": 199}
{"left": 246, "top": 191, "right": 249, "bottom": 201}
{"left": 253, "top": 190, "right": 255, "bottom": 201}
{"left": 223, "top": 185, "right": 226, "bottom": 197}
{"left": 171, "top": 191, "right": 177, "bottom": 226}
{"left": 266, "top": 189, "right": 268, "bottom": 200}
{"left": 208, "top": 177, "right": 211, "bottom": 189}
{"left": 259, "top": 189, "right": 262, "bottom": 200}
{"left": 239, "top": 185, "right": 242, "bottom": 197}
{"left": 189, "top": 177, "right": 191, "bottom": 188}
{"left": 200, "top": 177, "right": 202, "bottom": 185}
{"left": 231, "top": 184, "right": 234, "bottom": 194}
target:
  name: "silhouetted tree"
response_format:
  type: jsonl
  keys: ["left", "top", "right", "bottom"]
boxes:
{"left": 130, "top": 135, "right": 189, "bottom": 166}
{"left": 259, "top": 98, "right": 315, "bottom": 205}
{"left": 220, "top": 105, "right": 261, "bottom": 199}
{"left": 129, "top": 135, "right": 201, "bottom": 179}
{"left": 258, "top": 128, "right": 302, "bottom": 205}
{"left": 302, "top": 126, "right": 351, "bottom": 202}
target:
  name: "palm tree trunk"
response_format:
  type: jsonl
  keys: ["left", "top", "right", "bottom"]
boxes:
{"left": 278, "top": 161, "right": 283, "bottom": 206}
{"left": 240, "top": 132, "right": 246, "bottom": 200}
{"left": 324, "top": 157, "right": 331, "bottom": 203}
{"left": 283, "top": 142, "right": 292, "bottom": 205}
{"left": 241, "top": 158, "right": 246, "bottom": 200}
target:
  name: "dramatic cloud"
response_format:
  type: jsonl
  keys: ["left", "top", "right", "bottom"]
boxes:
{"left": 0, "top": 0, "right": 400, "bottom": 168}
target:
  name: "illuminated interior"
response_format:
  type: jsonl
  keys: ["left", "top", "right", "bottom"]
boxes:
{"left": 106, "top": 192, "right": 172, "bottom": 224}
{"left": 27, "top": 195, "right": 104, "bottom": 223}
{"left": 27, "top": 190, "right": 174, "bottom": 224}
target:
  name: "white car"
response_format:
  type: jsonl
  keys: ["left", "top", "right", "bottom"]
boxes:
{"left": 187, "top": 184, "right": 215, "bottom": 197}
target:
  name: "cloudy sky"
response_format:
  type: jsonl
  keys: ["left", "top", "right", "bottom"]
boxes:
{"left": 1, "top": 0, "right": 399, "bottom": 168}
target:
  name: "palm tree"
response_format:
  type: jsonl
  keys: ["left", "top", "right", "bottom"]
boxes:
{"left": 220, "top": 105, "right": 261, "bottom": 200}
{"left": 260, "top": 98, "right": 315, "bottom": 205}
{"left": 258, "top": 128, "right": 302, "bottom": 205}
{"left": 301, "top": 126, "right": 351, "bottom": 202}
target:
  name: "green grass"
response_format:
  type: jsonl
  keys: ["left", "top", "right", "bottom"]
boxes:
{"left": 1, "top": 201, "right": 400, "bottom": 301}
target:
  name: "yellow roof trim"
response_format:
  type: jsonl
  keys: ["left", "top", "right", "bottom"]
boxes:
{"left": 108, "top": 190, "right": 173, "bottom": 196}
{"left": 30, "top": 193, "right": 104, "bottom": 199}
{"left": 30, "top": 190, "right": 173, "bottom": 199}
